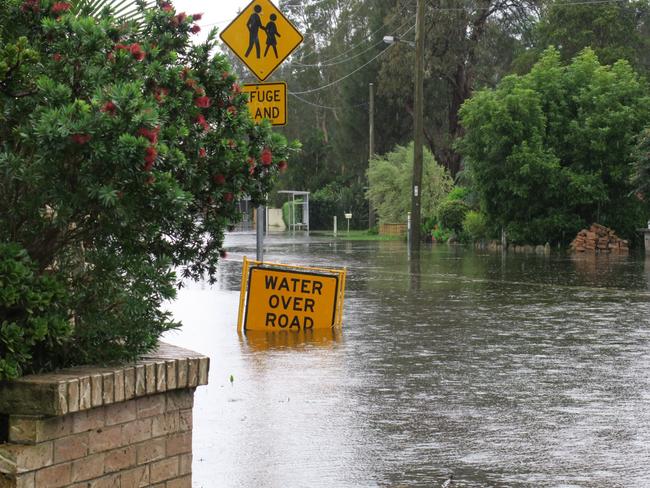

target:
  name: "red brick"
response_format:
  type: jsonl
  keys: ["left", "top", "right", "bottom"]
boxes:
{"left": 71, "top": 452, "right": 105, "bottom": 482}
{"left": 9, "top": 415, "right": 72, "bottom": 444}
{"left": 105, "top": 401, "right": 136, "bottom": 426}
{"left": 166, "top": 432, "right": 192, "bottom": 457}
{"left": 178, "top": 410, "right": 192, "bottom": 432}
{"left": 15, "top": 473, "right": 35, "bottom": 488}
{"left": 149, "top": 456, "right": 179, "bottom": 484}
{"left": 89, "top": 473, "right": 119, "bottom": 488}
{"left": 136, "top": 437, "right": 166, "bottom": 465}
{"left": 165, "top": 391, "right": 193, "bottom": 412}
{"left": 166, "top": 475, "right": 192, "bottom": 488}
{"left": 152, "top": 412, "right": 179, "bottom": 437}
{"left": 120, "top": 465, "right": 150, "bottom": 487}
{"left": 54, "top": 432, "right": 89, "bottom": 462}
{"left": 34, "top": 462, "right": 71, "bottom": 488}
{"left": 121, "top": 418, "right": 152, "bottom": 444}
{"left": 89, "top": 425, "right": 123, "bottom": 453}
{"left": 136, "top": 395, "right": 165, "bottom": 419}
{"left": 179, "top": 453, "right": 192, "bottom": 476}
{"left": 0, "top": 442, "right": 54, "bottom": 472}
{"left": 72, "top": 408, "right": 105, "bottom": 433}
{"left": 104, "top": 445, "right": 136, "bottom": 473}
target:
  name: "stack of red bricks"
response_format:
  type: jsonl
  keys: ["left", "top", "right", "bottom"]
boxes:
{"left": 570, "top": 223, "right": 629, "bottom": 254}
{"left": 0, "top": 343, "right": 208, "bottom": 488}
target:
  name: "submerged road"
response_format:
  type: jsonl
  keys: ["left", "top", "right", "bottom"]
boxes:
{"left": 165, "top": 232, "right": 650, "bottom": 487}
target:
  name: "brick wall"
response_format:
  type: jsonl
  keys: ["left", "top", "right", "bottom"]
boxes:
{"left": 0, "top": 343, "right": 208, "bottom": 488}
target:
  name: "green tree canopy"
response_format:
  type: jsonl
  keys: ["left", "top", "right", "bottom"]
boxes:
{"left": 0, "top": 0, "right": 293, "bottom": 377}
{"left": 525, "top": 0, "right": 650, "bottom": 75}
{"left": 458, "top": 48, "right": 650, "bottom": 244}
{"left": 367, "top": 142, "right": 453, "bottom": 225}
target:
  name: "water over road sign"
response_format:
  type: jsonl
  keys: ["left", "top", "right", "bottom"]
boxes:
{"left": 243, "top": 82, "right": 286, "bottom": 126}
{"left": 220, "top": 0, "right": 303, "bottom": 82}
{"left": 238, "top": 258, "right": 346, "bottom": 332}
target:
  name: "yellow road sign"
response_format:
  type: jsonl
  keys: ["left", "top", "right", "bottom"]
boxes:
{"left": 220, "top": 0, "right": 303, "bottom": 82}
{"left": 237, "top": 258, "right": 346, "bottom": 332}
{"left": 243, "top": 82, "right": 287, "bottom": 126}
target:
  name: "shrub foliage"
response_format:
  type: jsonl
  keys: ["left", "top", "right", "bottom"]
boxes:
{"left": 459, "top": 48, "right": 650, "bottom": 244}
{"left": 0, "top": 0, "right": 294, "bottom": 378}
{"left": 367, "top": 142, "right": 453, "bottom": 225}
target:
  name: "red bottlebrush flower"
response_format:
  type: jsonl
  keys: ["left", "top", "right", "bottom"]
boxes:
{"left": 137, "top": 127, "right": 160, "bottom": 144}
{"left": 219, "top": 249, "right": 227, "bottom": 258}
{"left": 195, "top": 114, "right": 209, "bottom": 132}
{"left": 227, "top": 105, "right": 237, "bottom": 116}
{"left": 199, "top": 147, "right": 206, "bottom": 158}
{"left": 194, "top": 86, "right": 205, "bottom": 96}
{"left": 221, "top": 71, "right": 230, "bottom": 80}
{"left": 278, "top": 160, "right": 288, "bottom": 172}
{"left": 101, "top": 101, "right": 117, "bottom": 115}
{"left": 249, "top": 166, "right": 255, "bottom": 176}
{"left": 247, "top": 156, "right": 255, "bottom": 166}
{"left": 195, "top": 96, "right": 211, "bottom": 108}
{"left": 227, "top": 139, "right": 236, "bottom": 150}
{"left": 212, "top": 174, "right": 226, "bottom": 185}
{"left": 231, "top": 83, "right": 241, "bottom": 94}
{"left": 154, "top": 87, "right": 169, "bottom": 103}
{"left": 174, "top": 12, "right": 186, "bottom": 24}
{"left": 190, "top": 24, "right": 201, "bottom": 34}
{"left": 107, "top": 52, "right": 115, "bottom": 61}
{"left": 21, "top": 0, "right": 40, "bottom": 13}
{"left": 145, "top": 175, "right": 156, "bottom": 185}
{"left": 180, "top": 67, "right": 190, "bottom": 79}
{"left": 223, "top": 192, "right": 234, "bottom": 202}
{"left": 260, "top": 147, "right": 272, "bottom": 166}
{"left": 144, "top": 146, "right": 158, "bottom": 171}
{"left": 70, "top": 133, "right": 91, "bottom": 145}
{"left": 51, "top": 2, "right": 71, "bottom": 15}
{"left": 115, "top": 43, "right": 129, "bottom": 51}
{"left": 191, "top": 12, "right": 203, "bottom": 21}
{"left": 185, "top": 78, "right": 197, "bottom": 88}
{"left": 161, "top": 2, "right": 173, "bottom": 12}
{"left": 130, "top": 43, "right": 145, "bottom": 61}
{"left": 52, "top": 53, "right": 62, "bottom": 62}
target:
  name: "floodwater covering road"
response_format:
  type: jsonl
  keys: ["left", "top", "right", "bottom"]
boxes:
{"left": 164, "top": 232, "right": 650, "bottom": 488}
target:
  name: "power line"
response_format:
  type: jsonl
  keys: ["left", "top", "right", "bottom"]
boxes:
{"left": 295, "top": 1, "right": 414, "bottom": 63}
{"left": 289, "top": 24, "right": 415, "bottom": 95}
{"left": 292, "top": 15, "right": 414, "bottom": 68}
{"left": 289, "top": 92, "right": 368, "bottom": 110}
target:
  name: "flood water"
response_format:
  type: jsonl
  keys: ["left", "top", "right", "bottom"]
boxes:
{"left": 164, "top": 233, "right": 650, "bottom": 488}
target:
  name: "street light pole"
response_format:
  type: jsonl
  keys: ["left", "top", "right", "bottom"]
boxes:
{"left": 368, "top": 82, "right": 375, "bottom": 230}
{"left": 411, "top": 0, "right": 425, "bottom": 253}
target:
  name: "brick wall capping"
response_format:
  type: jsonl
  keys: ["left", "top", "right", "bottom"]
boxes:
{"left": 0, "top": 343, "right": 209, "bottom": 417}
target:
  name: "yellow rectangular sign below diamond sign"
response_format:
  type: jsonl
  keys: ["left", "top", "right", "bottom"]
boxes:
{"left": 220, "top": 0, "right": 303, "bottom": 82}
{"left": 237, "top": 257, "right": 346, "bottom": 332}
{"left": 243, "top": 82, "right": 286, "bottom": 126}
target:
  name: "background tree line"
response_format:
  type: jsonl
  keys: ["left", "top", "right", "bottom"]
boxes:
{"left": 224, "top": 0, "right": 650, "bottom": 243}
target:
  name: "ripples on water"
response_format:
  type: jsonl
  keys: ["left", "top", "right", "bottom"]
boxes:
{"left": 164, "top": 233, "right": 650, "bottom": 488}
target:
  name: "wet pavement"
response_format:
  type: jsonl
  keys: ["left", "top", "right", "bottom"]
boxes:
{"left": 164, "top": 232, "right": 650, "bottom": 487}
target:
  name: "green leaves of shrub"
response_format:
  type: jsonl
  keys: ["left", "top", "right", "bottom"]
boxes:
{"left": 0, "top": 243, "right": 71, "bottom": 380}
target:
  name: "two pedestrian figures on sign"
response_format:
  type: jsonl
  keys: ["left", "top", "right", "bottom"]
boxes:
{"left": 245, "top": 5, "right": 281, "bottom": 59}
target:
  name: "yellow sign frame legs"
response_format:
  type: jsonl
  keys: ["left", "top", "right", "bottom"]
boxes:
{"left": 237, "top": 256, "right": 346, "bottom": 333}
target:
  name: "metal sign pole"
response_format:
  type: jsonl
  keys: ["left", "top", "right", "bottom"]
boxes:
{"left": 256, "top": 205, "right": 264, "bottom": 262}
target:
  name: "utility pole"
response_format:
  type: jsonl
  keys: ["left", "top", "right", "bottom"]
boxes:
{"left": 410, "top": 0, "right": 425, "bottom": 253}
{"left": 368, "top": 82, "right": 375, "bottom": 230}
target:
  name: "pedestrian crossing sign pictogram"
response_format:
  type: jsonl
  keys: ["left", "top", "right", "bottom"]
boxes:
{"left": 220, "top": 0, "right": 303, "bottom": 82}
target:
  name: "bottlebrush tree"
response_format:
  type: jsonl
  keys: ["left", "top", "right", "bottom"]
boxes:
{"left": 0, "top": 0, "right": 296, "bottom": 378}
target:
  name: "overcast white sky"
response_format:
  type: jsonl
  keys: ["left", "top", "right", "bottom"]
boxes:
{"left": 174, "top": 0, "right": 255, "bottom": 45}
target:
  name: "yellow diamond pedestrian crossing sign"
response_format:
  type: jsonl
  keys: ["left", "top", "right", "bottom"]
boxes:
{"left": 220, "top": 0, "right": 303, "bottom": 82}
